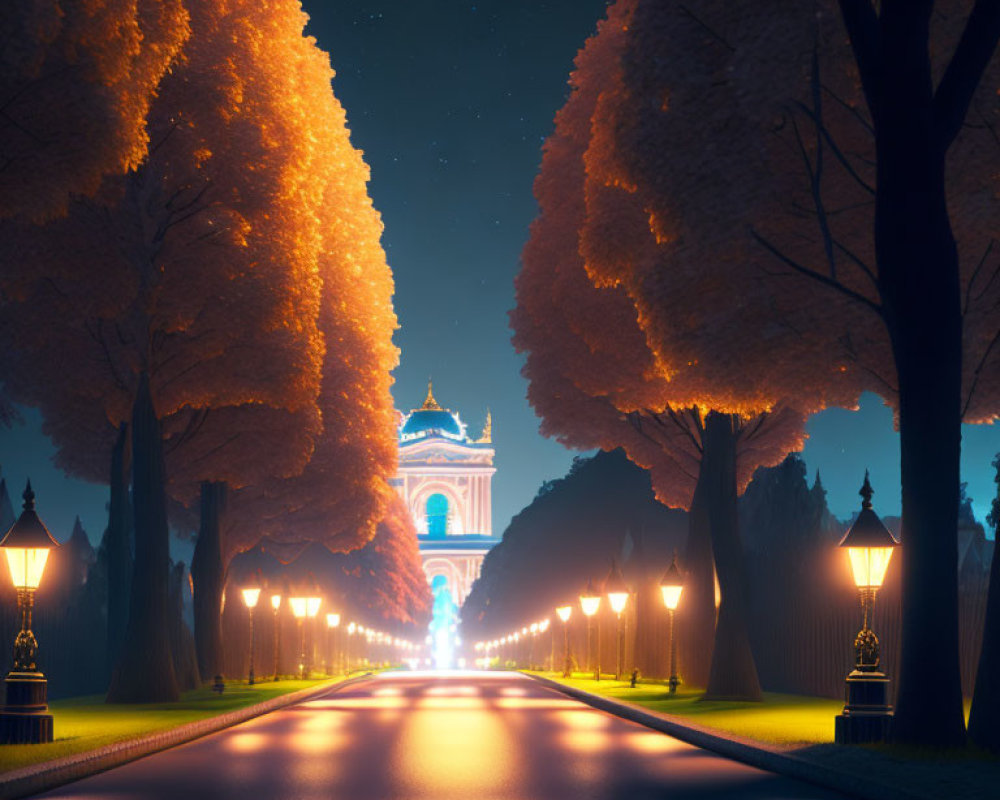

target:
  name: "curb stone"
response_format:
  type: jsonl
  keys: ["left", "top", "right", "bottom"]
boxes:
{"left": 526, "top": 673, "right": 926, "bottom": 800}
{"left": 0, "top": 673, "right": 372, "bottom": 800}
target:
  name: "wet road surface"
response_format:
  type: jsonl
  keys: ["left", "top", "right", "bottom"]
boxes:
{"left": 35, "top": 671, "right": 849, "bottom": 800}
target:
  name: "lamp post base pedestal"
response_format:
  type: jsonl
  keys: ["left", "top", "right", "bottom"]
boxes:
{"left": 835, "top": 669, "right": 892, "bottom": 744}
{"left": 0, "top": 671, "right": 53, "bottom": 744}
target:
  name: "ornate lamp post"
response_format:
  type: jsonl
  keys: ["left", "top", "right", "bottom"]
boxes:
{"left": 289, "top": 597, "right": 307, "bottom": 678}
{"left": 659, "top": 553, "right": 684, "bottom": 694}
{"left": 538, "top": 619, "right": 550, "bottom": 672}
{"left": 529, "top": 622, "right": 538, "bottom": 669}
{"left": 270, "top": 592, "right": 282, "bottom": 680}
{"left": 0, "top": 483, "right": 59, "bottom": 744}
{"left": 555, "top": 605, "right": 573, "bottom": 677}
{"left": 579, "top": 580, "right": 602, "bottom": 681}
{"left": 240, "top": 583, "right": 261, "bottom": 685}
{"left": 834, "top": 473, "right": 900, "bottom": 745}
{"left": 605, "top": 560, "right": 629, "bottom": 681}
{"left": 326, "top": 613, "right": 340, "bottom": 675}
{"left": 347, "top": 621, "right": 357, "bottom": 673}
{"left": 305, "top": 595, "right": 322, "bottom": 675}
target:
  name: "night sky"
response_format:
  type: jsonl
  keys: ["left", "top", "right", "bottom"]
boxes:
{"left": 1, "top": 0, "right": 999, "bottom": 548}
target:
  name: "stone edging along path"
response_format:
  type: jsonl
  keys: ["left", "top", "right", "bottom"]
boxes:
{"left": 0, "top": 673, "right": 372, "bottom": 800}
{"left": 526, "top": 673, "right": 926, "bottom": 800}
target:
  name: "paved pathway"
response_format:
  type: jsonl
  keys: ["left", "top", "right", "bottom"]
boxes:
{"left": 34, "top": 671, "right": 849, "bottom": 799}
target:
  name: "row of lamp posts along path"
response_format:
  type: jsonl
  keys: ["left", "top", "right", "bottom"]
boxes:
{"left": 239, "top": 582, "right": 418, "bottom": 685}
{"left": 476, "top": 473, "right": 900, "bottom": 746}
{"left": 0, "top": 472, "right": 899, "bottom": 745}
{"left": 0, "top": 480, "right": 423, "bottom": 745}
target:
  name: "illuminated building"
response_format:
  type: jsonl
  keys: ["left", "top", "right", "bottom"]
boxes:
{"left": 393, "top": 382, "right": 497, "bottom": 606}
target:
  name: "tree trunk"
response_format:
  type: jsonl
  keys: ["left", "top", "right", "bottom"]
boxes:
{"left": 969, "top": 481, "right": 1000, "bottom": 750}
{"left": 702, "top": 412, "right": 762, "bottom": 701}
{"left": 191, "top": 481, "right": 227, "bottom": 682}
{"left": 679, "top": 467, "right": 715, "bottom": 688}
{"left": 105, "top": 423, "right": 132, "bottom": 683}
{"left": 106, "top": 373, "right": 180, "bottom": 702}
{"left": 169, "top": 561, "right": 201, "bottom": 690}
{"left": 873, "top": 10, "right": 966, "bottom": 747}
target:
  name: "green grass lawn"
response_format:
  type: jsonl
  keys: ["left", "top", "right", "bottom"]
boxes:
{"left": 0, "top": 676, "right": 341, "bottom": 774}
{"left": 530, "top": 671, "right": 843, "bottom": 747}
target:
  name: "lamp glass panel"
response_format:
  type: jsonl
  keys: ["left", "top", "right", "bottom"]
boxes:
{"left": 608, "top": 591, "right": 629, "bottom": 614}
{"left": 4, "top": 547, "right": 49, "bottom": 589}
{"left": 580, "top": 595, "right": 601, "bottom": 616}
{"left": 306, "top": 597, "right": 322, "bottom": 617}
{"left": 661, "top": 584, "right": 683, "bottom": 610}
{"left": 289, "top": 597, "right": 307, "bottom": 618}
{"left": 327, "top": 613, "right": 340, "bottom": 628}
{"left": 270, "top": 594, "right": 282, "bottom": 610}
{"left": 241, "top": 587, "right": 261, "bottom": 608}
{"left": 847, "top": 546, "right": 894, "bottom": 588}
{"left": 556, "top": 605, "right": 572, "bottom": 622}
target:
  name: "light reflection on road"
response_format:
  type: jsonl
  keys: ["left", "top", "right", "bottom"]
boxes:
{"left": 34, "top": 671, "right": 850, "bottom": 800}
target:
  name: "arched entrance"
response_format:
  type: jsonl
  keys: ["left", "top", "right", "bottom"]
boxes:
{"left": 426, "top": 493, "right": 449, "bottom": 538}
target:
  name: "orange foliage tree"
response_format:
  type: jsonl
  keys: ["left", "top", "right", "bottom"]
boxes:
{"left": 334, "top": 493, "right": 432, "bottom": 630}
{"left": 580, "top": 0, "right": 1000, "bottom": 746}
{"left": 0, "top": 0, "right": 397, "bottom": 701}
{"left": 0, "top": 0, "right": 189, "bottom": 221}
{"left": 512, "top": 0, "right": 806, "bottom": 700}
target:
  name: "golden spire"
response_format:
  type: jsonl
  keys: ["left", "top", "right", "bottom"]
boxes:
{"left": 476, "top": 409, "right": 492, "bottom": 443}
{"left": 420, "top": 379, "right": 442, "bottom": 411}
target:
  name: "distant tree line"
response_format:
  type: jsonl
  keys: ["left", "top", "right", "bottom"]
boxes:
{"left": 464, "top": 450, "right": 993, "bottom": 706}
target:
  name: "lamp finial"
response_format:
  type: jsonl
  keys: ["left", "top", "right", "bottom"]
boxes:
{"left": 22, "top": 480, "right": 35, "bottom": 511}
{"left": 860, "top": 470, "right": 873, "bottom": 510}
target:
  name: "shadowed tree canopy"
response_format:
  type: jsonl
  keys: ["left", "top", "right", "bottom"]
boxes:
{"left": 578, "top": 0, "right": 1000, "bottom": 746}
{"left": 463, "top": 450, "right": 687, "bottom": 635}
{"left": 0, "top": 0, "right": 189, "bottom": 222}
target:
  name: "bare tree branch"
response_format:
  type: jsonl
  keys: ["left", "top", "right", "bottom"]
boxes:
{"left": 751, "top": 228, "right": 884, "bottom": 317}
{"left": 933, "top": 0, "right": 1000, "bottom": 148}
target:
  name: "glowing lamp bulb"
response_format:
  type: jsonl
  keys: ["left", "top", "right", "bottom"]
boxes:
{"left": 270, "top": 594, "right": 281, "bottom": 610}
{"left": 289, "top": 597, "right": 307, "bottom": 619}
{"left": 579, "top": 595, "right": 601, "bottom": 617}
{"left": 241, "top": 587, "right": 261, "bottom": 609}
{"left": 847, "top": 547, "right": 895, "bottom": 589}
{"left": 556, "top": 605, "right": 573, "bottom": 623}
{"left": 326, "top": 612, "right": 340, "bottom": 628}
{"left": 839, "top": 473, "right": 899, "bottom": 590}
{"left": 530, "top": 623, "right": 538, "bottom": 634}
{"left": 0, "top": 483, "right": 59, "bottom": 590}
{"left": 607, "top": 592, "right": 628, "bottom": 615}
{"left": 3, "top": 548, "right": 50, "bottom": 590}
{"left": 306, "top": 597, "right": 322, "bottom": 617}
{"left": 659, "top": 553, "right": 684, "bottom": 611}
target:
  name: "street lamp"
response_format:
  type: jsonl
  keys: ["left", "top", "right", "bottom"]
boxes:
{"left": 289, "top": 596, "right": 308, "bottom": 678}
{"left": 346, "top": 621, "right": 357, "bottom": 673}
{"left": 834, "top": 472, "right": 900, "bottom": 745}
{"left": 605, "top": 560, "right": 629, "bottom": 681}
{"left": 305, "top": 594, "right": 321, "bottom": 675}
{"left": 0, "top": 483, "right": 59, "bottom": 744}
{"left": 240, "top": 583, "right": 261, "bottom": 685}
{"left": 270, "top": 592, "right": 282, "bottom": 681}
{"left": 529, "top": 622, "right": 538, "bottom": 669}
{"left": 579, "top": 580, "right": 602, "bottom": 681}
{"left": 326, "top": 613, "right": 340, "bottom": 675}
{"left": 555, "top": 605, "right": 573, "bottom": 677}
{"left": 659, "top": 552, "right": 684, "bottom": 694}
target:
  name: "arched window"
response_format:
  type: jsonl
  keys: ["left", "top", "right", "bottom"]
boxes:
{"left": 426, "top": 493, "right": 449, "bottom": 538}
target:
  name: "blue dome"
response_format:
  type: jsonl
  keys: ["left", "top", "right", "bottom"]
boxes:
{"left": 401, "top": 409, "right": 463, "bottom": 438}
